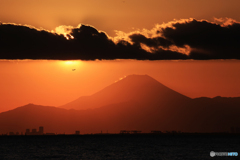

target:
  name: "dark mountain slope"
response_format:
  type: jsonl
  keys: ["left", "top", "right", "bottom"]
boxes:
{"left": 60, "top": 74, "right": 190, "bottom": 110}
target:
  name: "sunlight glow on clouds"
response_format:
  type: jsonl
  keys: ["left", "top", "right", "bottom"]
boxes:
{"left": 55, "top": 25, "right": 74, "bottom": 40}
{"left": 214, "top": 17, "right": 240, "bottom": 27}
{"left": 0, "top": 18, "right": 240, "bottom": 60}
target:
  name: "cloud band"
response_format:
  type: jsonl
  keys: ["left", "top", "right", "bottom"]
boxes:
{"left": 0, "top": 18, "right": 239, "bottom": 60}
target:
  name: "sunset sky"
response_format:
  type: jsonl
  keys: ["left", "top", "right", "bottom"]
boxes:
{"left": 1, "top": 0, "right": 240, "bottom": 36}
{"left": 0, "top": 0, "right": 240, "bottom": 112}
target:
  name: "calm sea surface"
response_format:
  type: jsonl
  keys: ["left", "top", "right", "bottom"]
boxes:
{"left": 0, "top": 134, "right": 239, "bottom": 160}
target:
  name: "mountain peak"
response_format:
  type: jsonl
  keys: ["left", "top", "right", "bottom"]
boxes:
{"left": 125, "top": 74, "right": 151, "bottom": 78}
{"left": 119, "top": 74, "right": 154, "bottom": 80}
{"left": 61, "top": 74, "right": 190, "bottom": 110}
{"left": 115, "top": 74, "right": 162, "bottom": 86}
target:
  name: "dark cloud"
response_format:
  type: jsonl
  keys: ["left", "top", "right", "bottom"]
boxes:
{"left": 0, "top": 19, "right": 240, "bottom": 60}
{"left": 161, "top": 19, "right": 240, "bottom": 59}
{"left": 0, "top": 23, "right": 184, "bottom": 60}
{"left": 129, "top": 34, "right": 173, "bottom": 48}
{"left": 0, "top": 24, "right": 68, "bottom": 59}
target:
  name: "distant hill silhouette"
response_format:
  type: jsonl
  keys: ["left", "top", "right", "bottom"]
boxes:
{"left": 0, "top": 75, "right": 240, "bottom": 134}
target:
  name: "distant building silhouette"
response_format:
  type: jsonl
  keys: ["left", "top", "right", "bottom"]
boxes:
{"left": 9, "top": 132, "right": 15, "bottom": 135}
{"left": 151, "top": 130, "right": 162, "bottom": 134}
{"left": 236, "top": 127, "right": 240, "bottom": 133}
{"left": 32, "top": 129, "right": 37, "bottom": 134}
{"left": 25, "top": 126, "right": 44, "bottom": 135}
{"left": 131, "top": 130, "right": 141, "bottom": 134}
{"left": 45, "top": 133, "right": 55, "bottom": 135}
{"left": 120, "top": 130, "right": 141, "bottom": 134}
{"left": 230, "top": 127, "right": 240, "bottom": 133}
{"left": 39, "top": 126, "right": 44, "bottom": 135}
{"left": 75, "top": 131, "right": 80, "bottom": 135}
{"left": 120, "top": 130, "right": 131, "bottom": 134}
{"left": 25, "top": 129, "right": 30, "bottom": 135}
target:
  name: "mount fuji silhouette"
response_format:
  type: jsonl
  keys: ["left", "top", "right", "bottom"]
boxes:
{"left": 60, "top": 74, "right": 190, "bottom": 110}
{"left": 0, "top": 74, "right": 240, "bottom": 134}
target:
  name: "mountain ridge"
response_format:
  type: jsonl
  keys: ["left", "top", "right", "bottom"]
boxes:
{"left": 0, "top": 74, "right": 240, "bottom": 134}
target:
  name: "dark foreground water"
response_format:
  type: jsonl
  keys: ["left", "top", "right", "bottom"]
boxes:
{"left": 0, "top": 134, "right": 239, "bottom": 160}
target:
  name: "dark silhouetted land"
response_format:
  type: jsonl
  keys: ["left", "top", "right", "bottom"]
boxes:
{"left": 0, "top": 75, "right": 240, "bottom": 134}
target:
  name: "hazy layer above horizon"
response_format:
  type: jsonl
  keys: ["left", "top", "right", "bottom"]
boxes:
{"left": 0, "top": 59, "right": 239, "bottom": 112}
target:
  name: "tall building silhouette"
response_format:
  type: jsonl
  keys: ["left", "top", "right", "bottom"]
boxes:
{"left": 39, "top": 126, "right": 44, "bottom": 135}
{"left": 32, "top": 129, "right": 37, "bottom": 134}
{"left": 236, "top": 127, "right": 240, "bottom": 133}
{"left": 25, "top": 129, "right": 30, "bottom": 135}
{"left": 25, "top": 126, "right": 44, "bottom": 135}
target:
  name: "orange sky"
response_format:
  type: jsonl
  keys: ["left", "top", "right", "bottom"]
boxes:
{"left": 0, "top": 0, "right": 240, "bottom": 113}
{"left": 0, "top": 60, "right": 239, "bottom": 113}
{"left": 1, "top": 0, "right": 240, "bottom": 36}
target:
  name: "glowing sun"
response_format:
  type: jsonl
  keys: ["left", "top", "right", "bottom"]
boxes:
{"left": 58, "top": 61, "right": 82, "bottom": 71}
